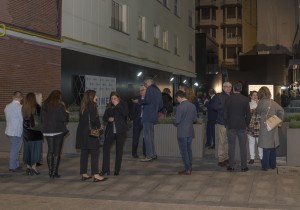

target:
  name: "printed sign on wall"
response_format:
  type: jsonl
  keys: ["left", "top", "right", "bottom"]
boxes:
{"left": 85, "top": 75, "right": 116, "bottom": 116}
{"left": 248, "top": 84, "right": 274, "bottom": 99}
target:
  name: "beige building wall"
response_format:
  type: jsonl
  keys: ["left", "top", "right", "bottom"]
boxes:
{"left": 257, "top": 0, "right": 298, "bottom": 54}
{"left": 242, "top": 0, "right": 257, "bottom": 53}
{"left": 62, "top": 0, "right": 196, "bottom": 77}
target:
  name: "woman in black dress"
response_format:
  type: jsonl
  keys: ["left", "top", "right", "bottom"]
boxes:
{"left": 76, "top": 90, "right": 107, "bottom": 182}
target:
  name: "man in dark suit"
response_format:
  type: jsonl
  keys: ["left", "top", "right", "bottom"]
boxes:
{"left": 131, "top": 85, "right": 146, "bottom": 158}
{"left": 224, "top": 82, "right": 251, "bottom": 172}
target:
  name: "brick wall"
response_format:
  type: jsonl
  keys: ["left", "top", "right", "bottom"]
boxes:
{"left": 0, "top": 0, "right": 61, "bottom": 38}
{"left": 0, "top": 36, "right": 61, "bottom": 115}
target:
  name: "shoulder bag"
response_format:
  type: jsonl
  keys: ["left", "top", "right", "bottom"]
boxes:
{"left": 88, "top": 113, "right": 103, "bottom": 138}
{"left": 264, "top": 100, "right": 282, "bottom": 131}
{"left": 30, "top": 110, "right": 42, "bottom": 131}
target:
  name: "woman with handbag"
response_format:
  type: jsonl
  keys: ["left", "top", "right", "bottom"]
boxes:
{"left": 76, "top": 90, "right": 107, "bottom": 182}
{"left": 100, "top": 91, "right": 128, "bottom": 176}
{"left": 22, "top": 92, "right": 43, "bottom": 175}
{"left": 256, "top": 87, "right": 284, "bottom": 171}
{"left": 41, "top": 90, "right": 69, "bottom": 179}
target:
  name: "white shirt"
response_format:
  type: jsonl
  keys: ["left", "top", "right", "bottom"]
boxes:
{"left": 249, "top": 99, "right": 258, "bottom": 110}
{"left": 4, "top": 100, "right": 23, "bottom": 137}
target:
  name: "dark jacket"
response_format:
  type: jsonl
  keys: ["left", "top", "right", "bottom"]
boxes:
{"left": 207, "top": 95, "right": 218, "bottom": 124}
{"left": 130, "top": 96, "right": 142, "bottom": 122}
{"left": 103, "top": 100, "right": 129, "bottom": 134}
{"left": 213, "top": 91, "right": 230, "bottom": 125}
{"left": 23, "top": 105, "right": 43, "bottom": 141}
{"left": 76, "top": 104, "right": 101, "bottom": 149}
{"left": 141, "top": 84, "right": 163, "bottom": 124}
{"left": 162, "top": 92, "right": 173, "bottom": 114}
{"left": 41, "top": 103, "right": 69, "bottom": 133}
{"left": 224, "top": 93, "right": 251, "bottom": 129}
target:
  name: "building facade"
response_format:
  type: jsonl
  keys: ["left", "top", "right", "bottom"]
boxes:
{"left": 0, "top": 0, "right": 195, "bottom": 112}
{"left": 195, "top": 0, "right": 257, "bottom": 71}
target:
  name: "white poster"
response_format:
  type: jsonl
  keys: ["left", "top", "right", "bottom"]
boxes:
{"left": 85, "top": 75, "right": 116, "bottom": 116}
{"left": 248, "top": 84, "right": 274, "bottom": 99}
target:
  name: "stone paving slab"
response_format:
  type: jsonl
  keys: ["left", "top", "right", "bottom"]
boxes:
{"left": 0, "top": 144, "right": 300, "bottom": 210}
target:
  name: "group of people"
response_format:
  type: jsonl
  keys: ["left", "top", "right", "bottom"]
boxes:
{"left": 4, "top": 79, "right": 284, "bottom": 182}
{"left": 4, "top": 90, "right": 69, "bottom": 178}
{"left": 205, "top": 82, "right": 284, "bottom": 172}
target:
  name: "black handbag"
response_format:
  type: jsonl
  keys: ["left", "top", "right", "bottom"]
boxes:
{"left": 30, "top": 111, "right": 42, "bottom": 131}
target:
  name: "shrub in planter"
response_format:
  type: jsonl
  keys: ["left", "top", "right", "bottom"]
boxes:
{"left": 158, "top": 116, "right": 204, "bottom": 124}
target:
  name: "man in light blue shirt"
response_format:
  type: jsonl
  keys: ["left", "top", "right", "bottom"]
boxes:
{"left": 4, "top": 91, "right": 23, "bottom": 172}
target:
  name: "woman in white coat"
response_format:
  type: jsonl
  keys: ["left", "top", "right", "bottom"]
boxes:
{"left": 247, "top": 91, "right": 263, "bottom": 164}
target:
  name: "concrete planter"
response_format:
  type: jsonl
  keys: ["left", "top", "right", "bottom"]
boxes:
{"left": 287, "top": 128, "right": 300, "bottom": 166}
{"left": 0, "top": 122, "right": 79, "bottom": 154}
{"left": 154, "top": 124, "right": 205, "bottom": 158}
{"left": 277, "top": 122, "right": 288, "bottom": 157}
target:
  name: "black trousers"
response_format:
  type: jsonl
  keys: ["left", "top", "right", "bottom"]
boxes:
{"left": 80, "top": 148, "right": 99, "bottom": 175}
{"left": 132, "top": 118, "right": 145, "bottom": 156}
{"left": 46, "top": 133, "right": 64, "bottom": 174}
{"left": 102, "top": 132, "right": 126, "bottom": 173}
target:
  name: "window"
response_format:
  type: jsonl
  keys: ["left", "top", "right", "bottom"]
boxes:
{"left": 154, "top": 25, "right": 160, "bottom": 46}
{"left": 189, "top": 45, "right": 194, "bottom": 61}
{"left": 111, "top": 1, "right": 128, "bottom": 33}
{"left": 174, "top": 35, "right": 179, "bottom": 55}
{"left": 201, "top": 8, "right": 210, "bottom": 20}
{"left": 212, "top": 8, "right": 216, "bottom": 20}
{"left": 226, "top": 27, "right": 236, "bottom": 38}
{"left": 174, "top": 0, "right": 179, "bottom": 16}
{"left": 227, "top": 7, "right": 236, "bottom": 19}
{"left": 188, "top": 10, "right": 194, "bottom": 28}
{"left": 226, "top": 47, "right": 236, "bottom": 59}
{"left": 163, "top": 30, "right": 168, "bottom": 49}
{"left": 138, "top": 16, "right": 146, "bottom": 40}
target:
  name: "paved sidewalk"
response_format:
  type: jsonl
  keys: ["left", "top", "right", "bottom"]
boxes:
{"left": 0, "top": 139, "right": 299, "bottom": 210}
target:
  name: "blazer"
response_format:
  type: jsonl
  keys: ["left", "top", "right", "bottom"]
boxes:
{"left": 213, "top": 92, "right": 230, "bottom": 125}
{"left": 175, "top": 100, "right": 197, "bottom": 138}
{"left": 140, "top": 84, "right": 163, "bottom": 124}
{"left": 23, "top": 105, "right": 43, "bottom": 141}
{"left": 224, "top": 93, "right": 251, "bottom": 129}
{"left": 103, "top": 100, "right": 129, "bottom": 134}
{"left": 4, "top": 100, "right": 23, "bottom": 137}
{"left": 41, "top": 103, "right": 69, "bottom": 134}
{"left": 76, "top": 104, "right": 101, "bottom": 149}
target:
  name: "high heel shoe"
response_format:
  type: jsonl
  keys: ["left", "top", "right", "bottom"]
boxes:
{"left": 99, "top": 171, "right": 110, "bottom": 176}
{"left": 93, "top": 177, "right": 108, "bottom": 182}
{"left": 81, "top": 175, "right": 92, "bottom": 181}
{"left": 31, "top": 169, "right": 40, "bottom": 175}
